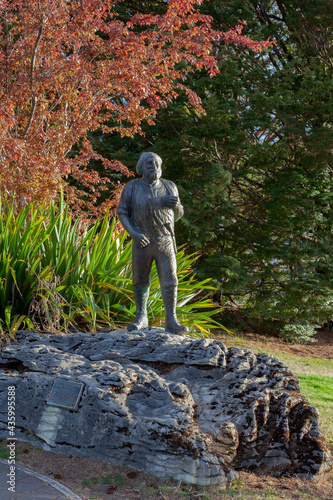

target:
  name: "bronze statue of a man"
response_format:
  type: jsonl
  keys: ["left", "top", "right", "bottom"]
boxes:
{"left": 117, "top": 152, "right": 189, "bottom": 334}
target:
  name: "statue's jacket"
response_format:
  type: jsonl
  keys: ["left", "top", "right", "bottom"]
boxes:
{"left": 117, "top": 178, "right": 184, "bottom": 240}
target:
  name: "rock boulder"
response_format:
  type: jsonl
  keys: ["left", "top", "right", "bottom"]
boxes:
{"left": 0, "top": 329, "right": 331, "bottom": 485}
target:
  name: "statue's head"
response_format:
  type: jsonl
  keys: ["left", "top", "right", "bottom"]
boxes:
{"left": 136, "top": 152, "right": 162, "bottom": 175}
{"left": 136, "top": 152, "right": 162, "bottom": 184}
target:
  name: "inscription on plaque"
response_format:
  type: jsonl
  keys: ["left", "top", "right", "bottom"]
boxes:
{"left": 47, "top": 379, "right": 84, "bottom": 411}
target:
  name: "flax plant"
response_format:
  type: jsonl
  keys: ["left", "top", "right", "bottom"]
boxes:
{"left": 0, "top": 195, "right": 224, "bottom": 339}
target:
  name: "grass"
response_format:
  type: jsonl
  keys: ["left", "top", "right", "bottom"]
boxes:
{"left": 217, "top": 331, "right": 333, "bottom": 375}
{"left": 143, "top": 481, "right": 286, "bottom": 499}
{"left": 297, "top": 374, "right": 333, "bottom": 445}
{"left": 0, "top": 445, "right": 23, "bottom": 460}
{"left": 80, "top": 472, "right": 295, "bottom": 500}
{"left": 0, "top": 446, "right": 9, "bottom": 459}
{"left": 128, "top": 472, "right": 331, "bottom": 500}
{"left": 272, "top": 353, "right": 333, "bottom": 377}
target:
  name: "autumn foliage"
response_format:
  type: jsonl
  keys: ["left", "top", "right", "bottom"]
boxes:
{"left": 0, "top": 0, "right": 273, "bottom": 211}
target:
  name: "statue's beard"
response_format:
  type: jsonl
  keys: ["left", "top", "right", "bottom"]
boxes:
{"left": 147, "top": 170, "right": 160, "bottom": 182}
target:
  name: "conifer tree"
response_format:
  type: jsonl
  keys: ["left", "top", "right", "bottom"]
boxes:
{"left": 106, "top": 0, "right": 333, "bottom": 340}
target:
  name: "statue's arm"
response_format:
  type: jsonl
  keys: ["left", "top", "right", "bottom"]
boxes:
{"left": 117, "top": 212, "right": 135, "bottom": 238}
{"left": 117, "top": 184, "right": 150, "bottom": 248}
{"left": 173, "top": 199, "right": 184, "bottom": 221}
{"left": 163, "top": 180, "right": 184, "bottom": 221}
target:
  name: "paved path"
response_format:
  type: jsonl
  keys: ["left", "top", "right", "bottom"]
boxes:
{"left": 0, "top": 459, "right": 82, "bottom": 500}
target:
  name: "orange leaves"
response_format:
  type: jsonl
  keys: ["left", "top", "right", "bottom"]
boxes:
{"left": 220, "top": 21, "right": 276, "bottom": 52}
{"left": 0, "top": 0, "right": 274, "bottom": 213}
{"left": 176, "top": 85, "right": 205, "bottom": 114}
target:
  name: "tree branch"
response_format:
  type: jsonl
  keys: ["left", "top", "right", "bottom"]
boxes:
{"left": 22, "top": 19, "right": 44, "bottom": 138}
{"left": 22, "top": 97, "right": 38, "bottom": 139}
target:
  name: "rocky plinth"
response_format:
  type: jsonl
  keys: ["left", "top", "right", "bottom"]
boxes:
{"left": 0, "top": 329, "right": 331, "bottom": 485}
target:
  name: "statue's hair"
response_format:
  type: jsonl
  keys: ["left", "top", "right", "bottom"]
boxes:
{"left": 136, "top": 152, "right": 162, "bottom": 175}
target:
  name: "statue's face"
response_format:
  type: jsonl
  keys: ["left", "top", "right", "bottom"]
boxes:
{"left": 142, "top": 156, "right": 162, "bottom": 184}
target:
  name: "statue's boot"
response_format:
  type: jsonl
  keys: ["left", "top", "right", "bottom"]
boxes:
{"left": 163, "top": 285, "right": 189, "bottom": 334}
{"left": 127, "top": 286, "right": 149, "bottom": 331}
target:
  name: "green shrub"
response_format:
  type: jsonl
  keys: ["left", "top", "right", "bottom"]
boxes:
{"left": 0, "top": 195, "right": 224, "bottom": 339}
{"left": 279, "top": 322, "right": 318, "bottom": 343}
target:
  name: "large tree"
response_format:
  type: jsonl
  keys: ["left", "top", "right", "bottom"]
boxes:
{"left": 109, "top": 0, "right": 333, "bottom": 340}
{"left": 0, "top": 0, "right": 271, "bottom": 211}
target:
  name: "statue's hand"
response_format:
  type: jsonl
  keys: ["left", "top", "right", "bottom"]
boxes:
{"left": 164, "top": 195, "right": 179, "bottom": 208}
{"left": 132, "top": 231, "right": 150, "bottom": 248}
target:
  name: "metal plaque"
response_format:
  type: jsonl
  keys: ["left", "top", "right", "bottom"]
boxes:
{"left": 47, "top": 379, "right": 84, "bottom": 411}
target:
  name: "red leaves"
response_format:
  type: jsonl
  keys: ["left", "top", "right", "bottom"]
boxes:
{"left": 221, "top": 21, "right": 276, "bottom": 52}
{"left": 0, "top": 0, "right": 274, "bottom": 213}
{"left": 176, "top": 84, "right": 205, "bottom": 114}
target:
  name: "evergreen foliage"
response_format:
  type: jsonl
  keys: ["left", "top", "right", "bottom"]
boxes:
{"left": 96, "top": 1, "right": 333, "bottom": 341}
